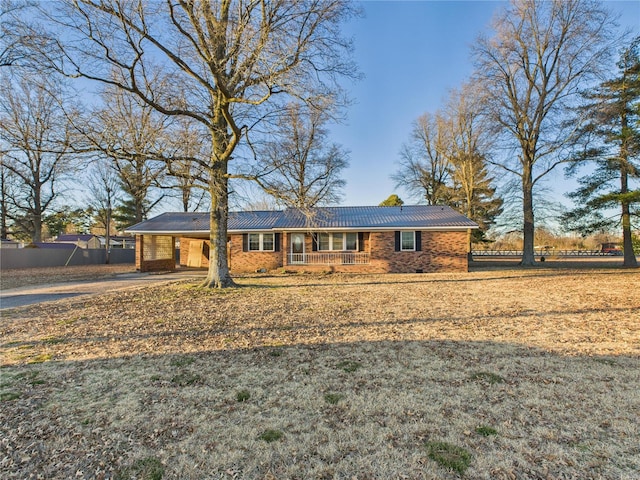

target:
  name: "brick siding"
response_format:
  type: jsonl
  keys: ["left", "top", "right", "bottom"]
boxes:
{"left": 228, "top": 234, "right": 282, "bottom": 273}
{"left": 368, "top": 231, "right": 468, "bottom": 273}
{"left": 172, "top": 230, "right": 469, "bottom": 274}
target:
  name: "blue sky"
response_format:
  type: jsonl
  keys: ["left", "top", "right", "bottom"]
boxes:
{"left": 332, "top": 0, "right": 640, "bottom": 207}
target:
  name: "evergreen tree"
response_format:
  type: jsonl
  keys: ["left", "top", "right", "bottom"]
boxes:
{"left": 563, "top": 37, "right": 640, "bottom": 267}
{"left": 379, "top": 194, "right": 404, "bottom": 206}
{"left": 113, "top": 198, "right": 151, "bottom": 231}
{"left": 449, "top": 150, "right": 503, "bottom": 243}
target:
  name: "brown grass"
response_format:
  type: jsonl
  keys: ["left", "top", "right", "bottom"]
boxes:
{"left": 1, "top": 267, "right": 639, "bottom": 479}
{"left": 1, "top": 264, "right": 137, "bottom": 290}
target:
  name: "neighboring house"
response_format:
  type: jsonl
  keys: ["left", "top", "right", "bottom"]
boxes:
{"left": 0, "top": 239, "right": 20, "bottom": 249}
{"left": 29, "top": 242, "right": 76, "bottom": 249}
{"left": 126, "top": 205, "right": 478, "bottom": 274}
{"left": 54, "top": 234, "right": 102, "bottom": 249}
{"left": 108, "top": 236, "right": 136, "bottom": 249}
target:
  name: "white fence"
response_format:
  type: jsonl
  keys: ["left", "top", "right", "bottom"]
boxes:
{"left": 471, "top": 250, "right": 622, "bottom": 257}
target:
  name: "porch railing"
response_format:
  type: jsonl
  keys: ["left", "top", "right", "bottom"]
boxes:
{"left": 288, "top": 252, "right": 370, "bottom": 265}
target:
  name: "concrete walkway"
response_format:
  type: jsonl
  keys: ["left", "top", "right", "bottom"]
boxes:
{"left": 0, "top": 271, "right": 204, "bottom": 310}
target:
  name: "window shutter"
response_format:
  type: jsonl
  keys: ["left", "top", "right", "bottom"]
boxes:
{"left": 242, "top": 233, "right": 248, "bottom": 252}
{"left": 358, "top": 232, "right": 364, "bottom": 252}
{"left": 394, "top": 231, "right": 400, "bottom": 252}
{"left": 415, "top": 231, "right": 422, "bottom": 251}
{"left": 312, "top": 233, "right": 318, "bottom": 251}
{"left": 274, "top": 233, "right": 280, "bottom": 252}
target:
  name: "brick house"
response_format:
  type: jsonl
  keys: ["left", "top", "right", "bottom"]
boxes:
{"left": 126, "top": 205, "right": 478, "bottom": 274}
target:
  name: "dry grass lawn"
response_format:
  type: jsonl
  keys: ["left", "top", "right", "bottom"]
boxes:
{"left": 1, "top": 264, "right": 137, "bottom": 290}
{"left": 1, "top": 266, "right": 639, "bottom": 479}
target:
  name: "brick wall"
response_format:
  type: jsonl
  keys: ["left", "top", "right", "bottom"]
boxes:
{"left": 180, "top": 235, "right": 282, "bottom": 273}
{"left": 176, "top": 230, "right": 469, "bottom": 274}
{"left": 180, "top": 237, "right": 210, "bottom": 268}
{"left": 228, "top": 234, "right": 282, "bottom": 273}
{"left": 367, "top": 231, "right": 468, "bottom": 273}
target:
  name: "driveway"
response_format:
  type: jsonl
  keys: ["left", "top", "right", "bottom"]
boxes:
{"left": 0, "top": 271, "right": 203, "bottom": 310}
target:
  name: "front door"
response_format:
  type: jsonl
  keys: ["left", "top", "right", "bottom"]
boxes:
{"left": 291, "top": 233, "right": 305, "bottom": 264}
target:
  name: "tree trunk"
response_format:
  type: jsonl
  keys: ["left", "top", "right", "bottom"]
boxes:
{"left": 201, "top": 160, "right": 236, "bottom": 288}
{"left": 619, "top": 109, "right": 637, "bottom": 268}
{"left": 0, "top": 166, "right": 7, "bottom": 240}
{"left": 521, "top": 169, "right": 536, "bottom": 266}
{"left": 621, "top": 203, "right": 637, "bottom": 267}
{"left": 32, "top": 214, "right": 42, "bottom": 243}
{"left": 620, "top": 170, "right": 638, "bottom": 268}
{"left": 105, "top": 206, "right": 111, "bottom": 265}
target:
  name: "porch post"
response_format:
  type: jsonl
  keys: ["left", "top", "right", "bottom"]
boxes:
{"left": 282, "top": 232, "right": 288, "bottom": 266}
{"left": 135, "top": 234, "right": 144, "bottom": 272}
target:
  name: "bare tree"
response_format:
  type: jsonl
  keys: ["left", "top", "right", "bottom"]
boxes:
{"left": 1, "top": 0, "right": 40, "bottom": 68}
{"left": 473, "top": 0, "right": 618, "bottom": 265}
{"left": 393, "top": 87, "right": 503, "bottom": 251}
{"left": 393, "top": 113, "right": 452, "bottom": 205}
{"left": 0, "top": 151, "right": 17, "bottom": 239}
{"left": 250, "top": 101, "right": 349, "bottom": 208}
{"left": 0, "top": 71, "right": 77, "bottom": 242}
{"left": 87, "top": 157, "right": 121, "bottom": 263}
{"left": 88, "top": 85, "right": 167, "bottom": 227}
{"left": 164, "top": 116, "right": 210, "bottom": 212}
{"left": 445, "top": 86, "right": 503, "bottom": 244}
{"left": 28, "top": 0, "right": 358, "bottom": 287}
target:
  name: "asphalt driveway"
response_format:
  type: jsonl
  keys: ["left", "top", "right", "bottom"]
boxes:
{"left": 0, "top": 271, "right": 202, "bottom": 310}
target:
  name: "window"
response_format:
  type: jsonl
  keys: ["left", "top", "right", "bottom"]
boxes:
{"left": 249, "top": 233, "right": 261, "bottom": 251}
{"left": 262, "top": 233, "right": 274, "bottom": 251}
{"left": 317, "top": 232, "right": 358, "bottom": 251}
{"left": 345, "top": 233, "right": 357, "bottom": 251}
{"left": 400, "top": 231, "right": 415, "bottom": 251}
{"left": 318, "top": 233, "right": 331, "bottom": 251}
{"left": 248, "top": 233, "right": 275, "bottom": 251}
{"left": 333, "top": 233, "right": 343, "bottom": 250}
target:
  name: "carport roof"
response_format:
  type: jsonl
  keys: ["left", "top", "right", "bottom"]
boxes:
{"left": 125, "top": 206, "right": 478, "bottom": 235}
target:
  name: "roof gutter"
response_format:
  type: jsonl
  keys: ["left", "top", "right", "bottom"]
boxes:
{"left": 126, "top": 225, "right": 478, "bottom": 235}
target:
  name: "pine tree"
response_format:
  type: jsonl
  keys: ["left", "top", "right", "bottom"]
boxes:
{"left": 563, "top": 37, "right": 640, "bottom": 267}
{"left": 449, "top": 150, "right": 503, "bottom": 243}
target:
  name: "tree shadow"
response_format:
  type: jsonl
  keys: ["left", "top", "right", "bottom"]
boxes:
{"left": 1, "top": 339, "right": 638, "bottom": 479}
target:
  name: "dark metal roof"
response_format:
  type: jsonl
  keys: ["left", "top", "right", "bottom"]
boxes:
{"left": 125, "top": 211, "right": 284, "bottom": 234}
{"left": 126, "top": 206, "right": 478, "bottom": 234}
{"left": 275, "top": 206, "right": 478, "bottom": 229}
{"left": 55, "top": 234, "right": 98, "bottom": 242}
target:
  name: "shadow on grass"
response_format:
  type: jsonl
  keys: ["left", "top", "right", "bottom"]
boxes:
{"left": 4, "top": 301, "right": 634, "bottom": 353}
{"left": 1, "top": 338, "right": 638, "bottom": 479}
{"left": 229, "top": 266, "right": 640, "bottom": 290}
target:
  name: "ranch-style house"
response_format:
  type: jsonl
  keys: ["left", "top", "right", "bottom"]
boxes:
{"left": 126, "top": 205, "right": 478, "bottom": 274}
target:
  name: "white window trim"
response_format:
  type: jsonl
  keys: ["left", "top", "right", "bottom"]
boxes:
{"left": 400, "top": 231, "right": 416, "bottom": 251}
{"left": 318, "top": 232, "right": 358, "bottom": 251}
{"left": 248, "top": 232, "right": 275, "bottom": 252}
